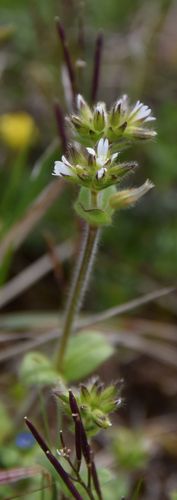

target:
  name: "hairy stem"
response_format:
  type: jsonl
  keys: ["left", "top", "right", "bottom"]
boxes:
{"left": 55, "top": 220, "right": 100, "bottom": 371}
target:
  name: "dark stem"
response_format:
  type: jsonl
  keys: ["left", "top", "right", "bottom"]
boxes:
{"left": 24, "top": 418, "right": 82, "bottom": 500}
{"left": 55, "top": 18, "right": 77, "bottom": 109}
{"left": 67, "top": 456, "right": 96, "bottom": 500}
{"left": 91, "top": 32, "right": 104, "bottom": 104}
{"left": 54, "top": 101, "right": 68, "bottom": 153}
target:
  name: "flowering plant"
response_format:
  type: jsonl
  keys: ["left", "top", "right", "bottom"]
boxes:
{"left": 22, "top": 18, "right": 157, "bottom": 500}
{"left": 53, "top": 94, "right": 156, "bottom": 230}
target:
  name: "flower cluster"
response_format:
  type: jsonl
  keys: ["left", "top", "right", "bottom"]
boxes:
{"left": 55, "top": 378, "right": 122, "bottom": 435}
{"left": 69, "top": 94, "right": 156, "bottom": 144}
{"left": 53, "top": 137, "right": 137, "bottom": 191}
{"left": 53, "top": 93, "right": 156, "bottom": 224}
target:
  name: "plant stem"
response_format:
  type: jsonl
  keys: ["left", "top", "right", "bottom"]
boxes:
{"left": 67, "top": 457, "right": 96, "bottom": 500}
{"left": 55, "top": 220, "right": 100, "bottom": 371}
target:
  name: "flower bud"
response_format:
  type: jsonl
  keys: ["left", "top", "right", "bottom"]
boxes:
{"left": 130, "top": 128, "right": 157, "bottom": 140}
{"left": 109, "top": 180, "right": 154, "bottom": 209}
{"left": 92, "top": 409, "right": 112, "bottom": 429}
{"left": 68, "top": 94, "right": 156, "bottom": 146}
{"left": 109, "top": 98, "right": 124, "bottom": 127}
{"left": 93, "top": 103, "right": 106, "bottom": 132}
{"left": 55, "top": 378, "right": 122, "bottom": 436}
{"left": 76, "top": 94, "right": 92, "bottom": 121}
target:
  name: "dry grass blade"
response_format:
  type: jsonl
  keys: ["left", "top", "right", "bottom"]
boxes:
{"left": 109, "top": 330, "right": 177, "bottom": 368}
{"left": 0, "top": 179, "right": 63, "bottom": 262}
{"left": 0, "top": 466, "right": 42, "bottom": 485}
{"left": 0, "top": 325, "right": 176, "bottom": 375}
{"left": 0, "top": 239, "right": 74, "bottom": 308}
{"left": 79, "top": 285, "right": 176, "bottom": 329}
{"left": 1, "top": 322, "right": 177, "bottom": 369}
{"left": 0, "top": 329, "right": 59, "bottom": 363}
{"left": 0, "top": 284, "right": 176, "bottom": 363}
{"left": 124, "top": 318, "right": 177, "bottom": 343}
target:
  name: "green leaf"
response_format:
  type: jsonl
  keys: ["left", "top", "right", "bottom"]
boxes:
{"left": 20, "top": 352, "right": 62, "bottom": 387}
{"left": 113, "top": 427, "right": 148, "bottom": 471}
{"left": 98, "top": 469, "right": 128, "bottom": 500}
{"left": 75, "top": 202, "right": 112, "bottom": 226}
{"left": 63, "top": 331, "right": 114, "bottom": 382}
{"left": 74, "top": 186, "right": 116, "bottom": 226}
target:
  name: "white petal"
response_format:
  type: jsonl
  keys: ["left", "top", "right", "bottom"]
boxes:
{"left": 111, "top": 152, "right": 119, "bottom": 162}
{"left": 96, "top": 167, "right": 107, "bottom": 179}
{"left": 129, "top": 100, "right": 142, "bottom": 116}
{"left": 61, "top": 155, "right": 72, "bottom": 166}
{"left": 135, "top": 106, "right": 151, "bottom": 120}
{"left": 76, "top": 94, "right": 87, "bottom": 110}
{"left": 119, "top": 94, "right": 128, "bottom": 113}
{"left": 144, "top": 116, "right": 156, "bottom": 122}
{"left": 102, "top": 138, "right": 109, "bottom": 156}
{"left": 95, "top": 102, "right": 106, "bottom": 113}
{"left": 96, "top": 158, "right": 105, "bottom": 167}
{"left": 97, "top": 138, "right": 105, "bottom": 157}
{"left": 86, "top": 147, "right": 96, "bottom": 156}
{"left": 97, "top": 138, "right": 109, "bottom": 158}
{"left": 53, "top": 161, "right": 73, "bottom": 177}
{"left": 129, "top": 101, "right": 154, "bottom": 122}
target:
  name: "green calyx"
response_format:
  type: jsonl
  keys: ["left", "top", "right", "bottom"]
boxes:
{"left": 74, "top": 186, "right": 116, "bottom": 226}
{"left": 55, "top": 378, "right": 122, "bottom": 436}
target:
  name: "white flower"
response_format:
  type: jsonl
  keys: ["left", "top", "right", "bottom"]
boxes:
{"left": 86, "top": 138, "right": 109, "bottom": 166}
{"left": 129, "top": 101, "right": 156, "bottom": 123}
{"left": 86, "top": 138, "right": 119, "bottom": 179}
{"left": 53, "top": 155, "right": 74, "bottom": 177}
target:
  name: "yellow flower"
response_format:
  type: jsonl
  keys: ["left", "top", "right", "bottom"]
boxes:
{"left": 0, "top": 112, "right": 39, "bottom": 150}
{"left": 0, "top": 25, "right": 15, "bottom": 44}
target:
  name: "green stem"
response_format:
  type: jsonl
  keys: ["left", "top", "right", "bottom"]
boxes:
{"left": 55, "top": 219, "right": 100, "bottom": 372}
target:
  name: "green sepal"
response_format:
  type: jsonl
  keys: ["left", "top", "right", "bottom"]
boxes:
{"left": 74, "top": 186, "right": 116, "bottom": 226}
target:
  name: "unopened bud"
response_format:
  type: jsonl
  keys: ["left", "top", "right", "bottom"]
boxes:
{"left": 93, "top": 103, "right": 106, "bottom": 131}
{"left": 109, "top": 180, "right": 154, "bottom": 209}
{"left": 92, "top": 409, "right": 112, "bottom": 429}
{"left": 131, "top": 128, "right": 157, "bottom": 140}
{"left": 76, "top": 94, "right": 92, "bottom": 121}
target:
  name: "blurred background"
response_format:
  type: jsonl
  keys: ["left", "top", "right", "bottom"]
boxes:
{"left": 1, "top": 0, "right": 177, "bottom": 498}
